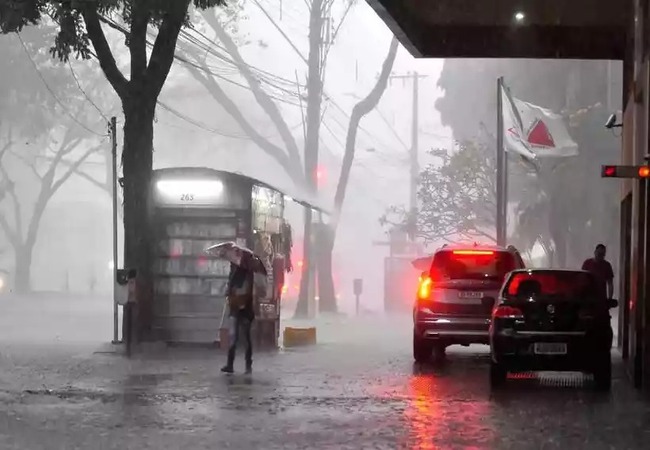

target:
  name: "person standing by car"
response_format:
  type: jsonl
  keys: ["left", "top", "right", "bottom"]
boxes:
{"left": 582, "top": 244, "right": 615, "bottom": 299}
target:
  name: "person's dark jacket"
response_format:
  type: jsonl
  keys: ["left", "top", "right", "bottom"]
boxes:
{"left": 227, "top": 263, "right": 255, "bottom": 320}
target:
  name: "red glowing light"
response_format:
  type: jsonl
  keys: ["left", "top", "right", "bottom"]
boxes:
{"left": 417, "top": 277, "right": 432, "bottom": 300}
{"left": 493, "top": 305, "right": 524, "bottom": 319}
{"left": 452, "top": 250, "right": 494, "bottom": 256}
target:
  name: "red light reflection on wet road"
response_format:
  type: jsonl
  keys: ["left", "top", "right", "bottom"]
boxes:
{"left": 401, "top": 373, "right": 495, "bottom": 449}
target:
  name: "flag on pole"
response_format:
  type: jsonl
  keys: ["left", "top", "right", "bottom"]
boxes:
{"left": 500, "top": 83, "right": 578, "bottom": 159}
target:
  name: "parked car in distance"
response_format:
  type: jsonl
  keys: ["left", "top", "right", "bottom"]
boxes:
{"left": 487, "top": 269, "right": 617, "bottom": 390}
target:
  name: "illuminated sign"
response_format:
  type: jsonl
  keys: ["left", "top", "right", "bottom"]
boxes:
{"left": 153, "top": 178, "right": 246, "bottom": 208}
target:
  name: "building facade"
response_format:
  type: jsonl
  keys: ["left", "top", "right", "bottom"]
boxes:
{"left": 621, "top": 0, "right": 650, "bottom": 388}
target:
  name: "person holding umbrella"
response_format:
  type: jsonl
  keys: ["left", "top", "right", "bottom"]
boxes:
{"left": 207, "top": 242, "right": 267, "bottom": 374}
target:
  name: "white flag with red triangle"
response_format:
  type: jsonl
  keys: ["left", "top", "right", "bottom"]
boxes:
{"left": 500, "top": 83, "right": 578, "bottom": 158}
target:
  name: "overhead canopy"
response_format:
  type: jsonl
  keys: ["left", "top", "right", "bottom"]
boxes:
{"left": 366, "top": 0, "right": 629, "bottom": 59}
{"left": 152, "top": 167, "right": 331, "bottom": 215}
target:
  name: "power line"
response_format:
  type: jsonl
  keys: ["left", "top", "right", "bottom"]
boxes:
{"left": 16, "top": 32, "right": 107, "bottom": 137}
{"left": 178, "top": 28, "right": 305, "bottom": 99}
{"left": 157, "top": 101, "right": 250, "bottom": 139}
{"left": 374, "top": 107, "right": 408, "bottom": 151}
{"left": 157, "top": 100, "right": 304, "bottom": 141}
{"left": 68, "top": 61, "right": 110, "bottom": 123}
{"left": 97, "top": 15, "right": 303, "bottom": 109}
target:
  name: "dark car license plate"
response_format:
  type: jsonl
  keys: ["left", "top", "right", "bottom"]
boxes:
{"left": 534, "top": 342, "right": 567, "bottom": 355}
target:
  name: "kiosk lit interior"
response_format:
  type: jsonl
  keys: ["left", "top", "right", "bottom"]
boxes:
{"left": 155, "top": 179, "right": 224, "bottom": 200}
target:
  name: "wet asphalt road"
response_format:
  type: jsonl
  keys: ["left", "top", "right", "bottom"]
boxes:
{"left": 1, "top": 305, "right": 650, "bottom": 449}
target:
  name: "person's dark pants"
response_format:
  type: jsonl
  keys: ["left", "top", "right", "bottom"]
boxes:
{"left": 226, "top": 314, "right": 253, "bottom": 368}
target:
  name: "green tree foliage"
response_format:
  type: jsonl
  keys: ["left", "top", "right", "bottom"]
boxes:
{"left": 435, "top": 59, "right": 621, "bottom": 266}
{"left": 381, "top": 141, "right": 498, "bottom": 245}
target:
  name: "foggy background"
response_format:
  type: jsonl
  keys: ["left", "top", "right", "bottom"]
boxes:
{"left": 0, "top": 0, "right": 621, "bottom": 319}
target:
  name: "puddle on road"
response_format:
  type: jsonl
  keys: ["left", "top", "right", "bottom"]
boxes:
{"left": 124, "top": 373, "right": 173, "bottom": 387}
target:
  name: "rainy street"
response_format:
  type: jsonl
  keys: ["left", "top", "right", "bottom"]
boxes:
{"left": 1, "top": 300, "right": 649, "bottom": 450}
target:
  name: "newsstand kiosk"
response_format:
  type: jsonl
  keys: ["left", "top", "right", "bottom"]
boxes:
{"left": 149, "top": 167, "right": 295, "bottom": 349}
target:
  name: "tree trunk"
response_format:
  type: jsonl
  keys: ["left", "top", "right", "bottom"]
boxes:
{"left": 316, "top": 37, "right": 399, "bottom": 315}
{"left": 13, "top": 245, "right": 33, "bottom": 294}
{"left": 122, "top": 98, "right": 155, "bottom": 340}
{"left": 295, "top": 0, "right": 325, "bottom": 318}
{"left": 316, "top": 223, "right": 337, "bottom": 313}
{"left": 295, "top": 211, "right": 313, "bottom": 318}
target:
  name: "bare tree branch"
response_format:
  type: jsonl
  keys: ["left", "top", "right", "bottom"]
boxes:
{"left": 8, "top": 149, "right": 41, "bottom": 180}
{"left": 251, "top": 0, "right": 308, "bottom": 65}
{"left": 22, "top": 143, "right": 102, "bottom": 250}
{"left": 201, "top": 11, "right": 304, "bottom": 170}
{"left": 187, "top": 64, "right": 304, "bottom": 185}
{"left": 129, "top": 1, "right": 151, "bottom": 82}
{"left": 51, "top": 144, "right": 102, "bottom": 194}
{"left": 82, "top": 8, "right": 129, "bottom": 98}
{"left": 146, "top": 0, "right": 193, "bottom": 99}
{"left": 0, "top": 147, "right": 23, "bottom": 242}
{"left": 332, "top": 37, "right": 398, "bottom": 229}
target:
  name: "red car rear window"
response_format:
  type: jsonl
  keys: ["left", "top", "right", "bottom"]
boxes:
{"left": 506, "top": 271, "right": 598, "bottom": 299}
{"left": 430, "top": 250, "right": 516, "bottom": 281}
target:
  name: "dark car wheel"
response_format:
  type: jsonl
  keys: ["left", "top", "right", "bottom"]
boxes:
{"left": 413, "top": 334, "right": 432, "bottom": 363}
{"left": 490, "top": 360, "right": 507, "bottom": 388}
{"left": 593, "top": 351, "right": 612, "bottom": 391}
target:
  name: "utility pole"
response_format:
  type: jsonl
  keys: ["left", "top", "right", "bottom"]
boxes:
{"left": 388, "top": 71, "right": 428, "bottom": 241}
{"left": 109, "top": 116, "right": 119, "bottom": 343}
{"left": 496, "top": 77, "right": 506, "bottom": 246}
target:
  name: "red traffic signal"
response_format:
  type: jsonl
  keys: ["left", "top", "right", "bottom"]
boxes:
{"left": 601, "top": 165, "right": 650, "bottom": 178}
{"left": 602, "top": 166, "right": 616, "bottom": 177}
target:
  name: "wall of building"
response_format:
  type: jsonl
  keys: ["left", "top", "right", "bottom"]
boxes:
{"left": 621, "top": 0, "right": 650, "bottom": 388}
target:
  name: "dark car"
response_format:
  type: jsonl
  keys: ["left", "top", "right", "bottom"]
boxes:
{"left": 487, "top": 269, "right": 617, "bottom": 390}
{"left": 412, "top": 245, "right": 526, "bottom": 362}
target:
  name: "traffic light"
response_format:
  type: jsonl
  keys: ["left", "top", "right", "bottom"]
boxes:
{"left": 601, "top": 165, "right": 650, "bottom": 178}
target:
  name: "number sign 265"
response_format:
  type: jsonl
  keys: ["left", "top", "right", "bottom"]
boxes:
{"left": 180, "top": 193, "right": 194, "bottom": 201}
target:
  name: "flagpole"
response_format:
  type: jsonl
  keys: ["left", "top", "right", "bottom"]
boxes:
{"left": 496, "top": 76, "right": 506, "bottom": 246}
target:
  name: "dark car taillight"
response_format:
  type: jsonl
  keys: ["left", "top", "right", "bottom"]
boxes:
{"left": 493, "top": 305, "right": 524, "bottom": 319}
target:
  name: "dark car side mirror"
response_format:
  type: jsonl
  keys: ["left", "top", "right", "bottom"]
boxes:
{"left": 608, "top": 298, "right": 619, "bottom": 309}
{"left": 482, "top": 296, "right": 496, "bottom": 309}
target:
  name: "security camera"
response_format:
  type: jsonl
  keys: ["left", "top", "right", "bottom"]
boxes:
{"left": 605, "top": 113, "right": 617, "bottom": 129}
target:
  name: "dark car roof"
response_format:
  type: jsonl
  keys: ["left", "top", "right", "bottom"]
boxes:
{"left": 411, "top": 245, "right": 523, "bottom": 271}
{"left": 509, "top": 268, "right": 590, "bottom": 275}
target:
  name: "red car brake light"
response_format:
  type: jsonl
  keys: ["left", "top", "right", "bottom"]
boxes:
{"left": 493, "top": 305, "right": 524, "bottom": 319}
{"left": 417, "top": 276, "right": 433, "bottom": 301}
{"left": 452, "top": 250, "right": 495, "bottom": 256}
